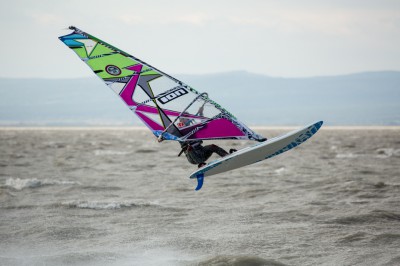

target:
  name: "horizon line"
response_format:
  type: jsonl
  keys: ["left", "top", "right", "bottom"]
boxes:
{"left": 1, "top": 126, "right": 399, "bottom": 131}
{"left": 0, "top": 70, "right": 399, "bottom": 80}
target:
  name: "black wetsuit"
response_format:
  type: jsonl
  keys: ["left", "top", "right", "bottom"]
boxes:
{"left": 179, "top": 141, "right": 228, "bottom": 165}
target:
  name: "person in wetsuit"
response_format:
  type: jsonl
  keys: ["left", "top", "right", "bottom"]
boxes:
{"left": 178, "top": 140, "right": 236, "bottom": 168}
{"left": 176, "top": 105, "right": 241, "bottom": 167}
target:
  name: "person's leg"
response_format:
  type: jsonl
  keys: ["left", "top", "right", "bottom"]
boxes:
{"left": 229, "top": 148, "right": 237, "bottom": 154}
{"left": 193, "top": 145, "right": 229, "bottom": 168}
{"left": 203, "top": 144, "right": 228, "bottom": 159}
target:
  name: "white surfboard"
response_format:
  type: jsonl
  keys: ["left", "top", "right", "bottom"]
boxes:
{"left": 189, "top": 121, "right": 323, "bottom": 190}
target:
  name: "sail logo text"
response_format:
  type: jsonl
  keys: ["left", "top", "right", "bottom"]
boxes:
{"left": 158, "top": 88, "right": 188, "bottom": 104}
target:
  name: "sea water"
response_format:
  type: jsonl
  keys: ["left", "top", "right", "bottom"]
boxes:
{"left": 1, "top": 127, "right": 399, "bottom": 266}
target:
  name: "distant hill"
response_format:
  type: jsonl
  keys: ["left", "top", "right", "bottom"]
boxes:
{"left": 0, "top": 71, "right": 399, "bottom": 126}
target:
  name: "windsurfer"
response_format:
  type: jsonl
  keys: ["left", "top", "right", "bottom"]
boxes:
{"left": 177, "top": 105, "right": 205, "bottom": 128}
{"left": 178, "top": 140, "right": 237, "bottom": 168}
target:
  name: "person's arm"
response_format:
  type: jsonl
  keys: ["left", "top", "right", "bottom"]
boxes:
{"left": 196, "top": 105, "right": 204, "bottom": 116}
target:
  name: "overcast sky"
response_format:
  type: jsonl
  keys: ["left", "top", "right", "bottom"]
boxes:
{"left": 1, "top": 0, "right": 400, "bottom": 78}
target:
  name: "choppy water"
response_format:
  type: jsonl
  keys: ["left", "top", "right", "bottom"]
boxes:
{"left": 1, "top": 127, "right": 400, "bottom": 266}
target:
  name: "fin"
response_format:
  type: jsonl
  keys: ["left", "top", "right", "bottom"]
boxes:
{"left": 195, "top": 174, "right": 204, "bottom": 191}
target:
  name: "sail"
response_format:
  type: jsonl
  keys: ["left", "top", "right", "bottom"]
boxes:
{"left": 59, "top": 26, "right": 265, "bottom": 142}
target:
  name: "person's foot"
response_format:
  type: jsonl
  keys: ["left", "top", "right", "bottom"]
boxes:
{"left": 229, "top": 148, "right": 237, "bottom": 154}
{"left": 198, "top": 162, "right": 206, "bottom": 168}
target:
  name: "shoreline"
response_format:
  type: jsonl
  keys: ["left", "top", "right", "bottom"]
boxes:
{"left": 1, "top": 126, "right": 399, "bottom": 131}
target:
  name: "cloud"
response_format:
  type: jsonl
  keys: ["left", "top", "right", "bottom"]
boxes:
{"left": 116, "top": 5, "right": 400, "bottom": 37}
{"left": 117, "top": 12, "right": 210, "bottom": 26}
{"left": 227, "top": 8, "right": 400, "bottom": 36}
{"left": 118, "top": 15, "right": 144, "bottom": 25}
{"left": 31, "top": 13, "right": 62, "bottom": 25}
{"left": 175, "top": 13, "right": 211, "bottom": 26}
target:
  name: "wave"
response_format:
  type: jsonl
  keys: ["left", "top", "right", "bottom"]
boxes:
{"left": 136, "top": 149, "right": 157, "bottom": 153}
{"left": 370, "top": 233, "right": 400, "bottom": 246}
{"left": 1, "top": 251, "right": 119, "bottom": 266}
{"left": 337, "top": 232, "right": 369, "bottom": 244}
{"left": 274, "top": 167, "right": 286, "bottom": 175}
{"left": 375, "top": 148, "right": 400, "bottom": 158}
{"left": 4, "top": 177, "right": 79, "bottom": 190}
{"left": 328, "top": 210, "right": 400, "bottom": 225}
{"left": 93, "top": 148, "right": 157, "bottom": 155}
{"left": 384, "top": 256, "right": 400, "bottom": 266}
{"left": 93, "top": 150, "right": 131, "bottom": 156}
{"left": 61, "top": 200, "right": 157, "bottom": 210}
{"left": 334, "top": 148, "right": 400, "bottom": 159}
{"left": 196, "top": 255, "right": 288, "bottom": 266}
{"left": 81, "top": 185, "right": 122, "bottom": 191}
{"left": 2, "top": 204, "right": 37, "bottom": 210}
{"left": 357, "top": 169, "right": 377, "bottom": 175}
{"left": 335, "top": 153, "right": 359, "bottom": 159}
{"left": 60, "top": 200, "right": 189, "bottom": 213}
{"left": 337, "top": 232, "right": 400, "bottom": 246}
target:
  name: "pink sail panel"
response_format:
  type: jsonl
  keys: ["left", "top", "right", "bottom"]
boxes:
{"left": 190, "top": 118, "right": 246, "bottom": 139}
{"left": 135, "top": 111, "right": 164, "bottom": 131}
{"left": 120, "top": 64, "right": 143, "bottom": 106}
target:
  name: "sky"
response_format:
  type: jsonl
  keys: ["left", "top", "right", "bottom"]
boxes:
{"left": 1, "top": 0, "right": 400, "bottom": 78}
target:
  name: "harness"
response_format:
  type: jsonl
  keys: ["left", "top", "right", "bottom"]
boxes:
{"left": 178, "top": 141, "right": 205, "bottom": 164}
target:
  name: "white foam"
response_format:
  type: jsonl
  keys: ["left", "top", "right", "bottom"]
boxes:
{"left": 376, "top": 148, "right": 400, "bottom": 158}
{"left": 63, "top": 200, "right": 152, "bottom": 210}
{"left": 336, "top": 153, "right": 358, "bottom": 159}
{"left": 93, "top": 150, "right": 130, "bottom": 156}
{"left": 6, "top": 178, "right": 42, "bottom": 190}
{"left": 274, "top": 167, "right": 286, "bottom": 174}
{"left": 5, "top": 178, "right": 79, "bottom": 190}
